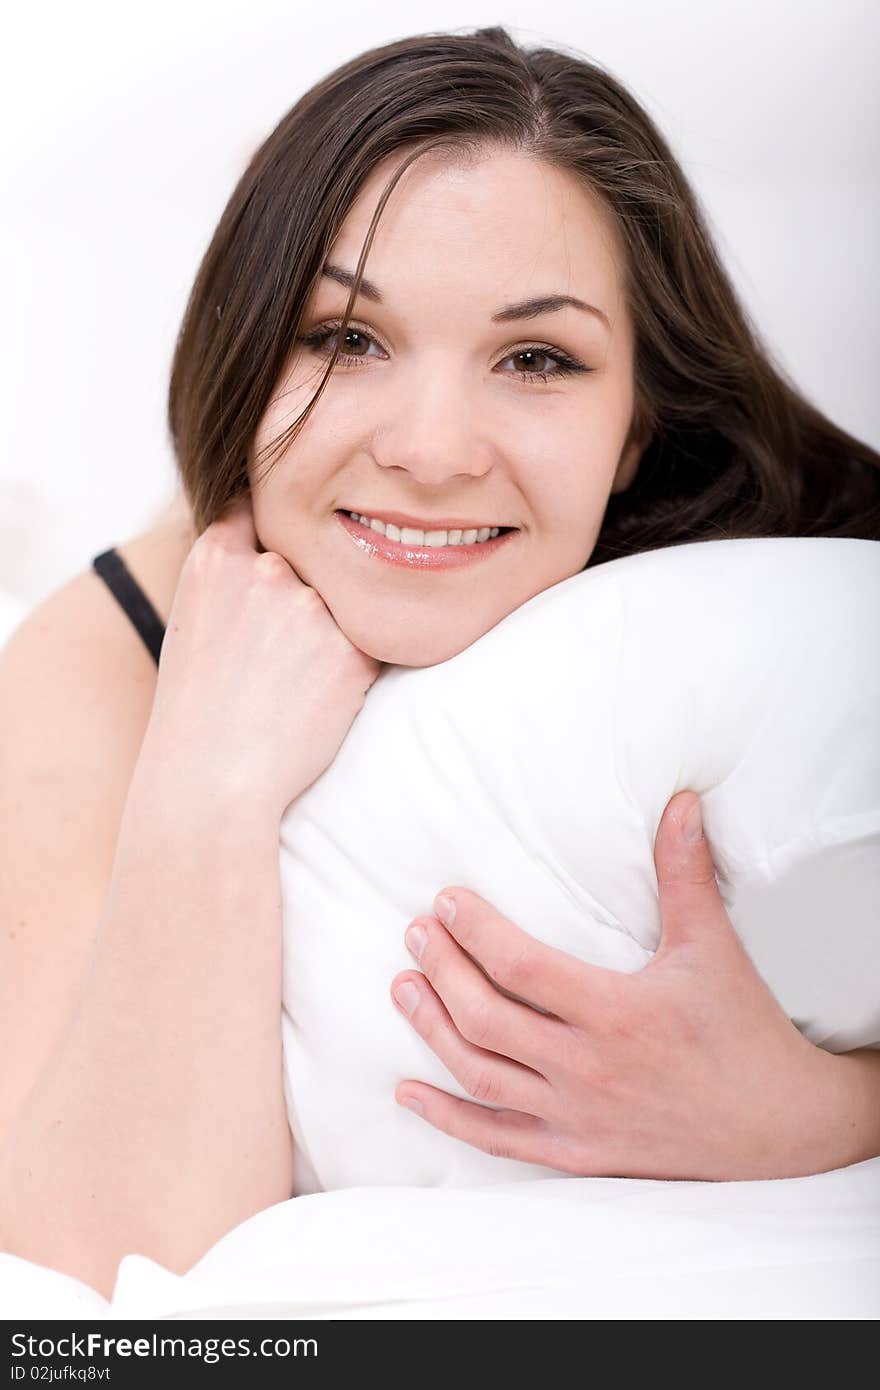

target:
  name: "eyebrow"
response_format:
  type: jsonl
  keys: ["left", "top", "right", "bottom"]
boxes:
{"left": 320, "top": 262, "right": 610, "bottom": 331}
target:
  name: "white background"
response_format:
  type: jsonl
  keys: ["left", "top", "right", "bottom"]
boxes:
{"left": 1, "top": 0, "right": 877, "bottom": 613}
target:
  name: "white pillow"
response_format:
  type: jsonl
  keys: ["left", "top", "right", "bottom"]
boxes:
{"left": 278, "top": 537, "right": 880, "bottom": 1195}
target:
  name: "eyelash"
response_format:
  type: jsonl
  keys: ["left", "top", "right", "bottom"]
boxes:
{"left": 298, "top": 320, "right": 593, "bottom": 386}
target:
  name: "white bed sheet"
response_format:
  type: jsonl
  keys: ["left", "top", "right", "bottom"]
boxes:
{"left": 2, "top": 1156, "right": 878, "bottom": 1320}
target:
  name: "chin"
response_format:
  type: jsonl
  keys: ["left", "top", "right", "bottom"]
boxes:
{"left": 335, "top": 617, "right": 489, "bottom": 670}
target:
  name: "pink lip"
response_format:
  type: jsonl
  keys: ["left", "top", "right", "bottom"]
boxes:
{"left": 334, "top": 511, "right": 519, "bottom": 570}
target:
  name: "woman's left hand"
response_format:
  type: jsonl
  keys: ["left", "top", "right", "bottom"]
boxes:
{"left": 390, "top": 790, "right": 880, "bottom": 1180}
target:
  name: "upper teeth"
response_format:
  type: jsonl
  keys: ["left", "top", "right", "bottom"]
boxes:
{"left": 349, "top": 513, "right": 502, "bottom": 546}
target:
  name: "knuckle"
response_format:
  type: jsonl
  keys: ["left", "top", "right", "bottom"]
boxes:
{"left": 196, "top": 516, "right": 239, "bottom": 553}
{"left": 253, "top": 550, "right": 292, "bottom": 582}
{"left": 457, "top": 998, "right": 495, "bottom": 1049}
{"left": 187, "top": 530, "right": 229, "bottom": 570}
{"left": 305, "top": 588, "right": 332, "bottom": 620}
{"left": 177, "top": 539, "right": 231, "bottom": 596}
{"left": 497, "top": 942, "right": 532, "bottom": 994}
{"left": 483, "top": 1126, "right": 512, "bottom": 1160}
{"left": 192, "top": 519, "right": 224, "bottom": 549}
{"left": 292, "top": 585, "right": 326, "bottom": 619}
{"left": 462, "top": 1065, "right": 503, "bottom": 1106}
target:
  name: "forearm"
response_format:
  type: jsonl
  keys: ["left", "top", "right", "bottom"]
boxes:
{"left": 0, "top": 751, "right": 292, "bottom": 1297}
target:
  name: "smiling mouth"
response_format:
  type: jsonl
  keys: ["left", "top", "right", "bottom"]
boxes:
{"left": 333, "top": 509, "right": 520, "bottom": 568}
{"left": 336, "top": 509, "right": 518, "bottom": 542}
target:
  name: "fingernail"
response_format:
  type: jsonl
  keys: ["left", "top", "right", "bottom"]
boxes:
{"left": 401, "top": 1097, "right": 423, "bottom": 1117}
{"left": 683, "top": 797, "right": 703, "bottom": 844}
{"left": 405, "top": 923, "right": 428, "bottom": 961}
{"left": 434, "top": 893, "right": 456, "bottom": 927}
{"left": 393, "top": 980, "right": 420, "bottom": 1017}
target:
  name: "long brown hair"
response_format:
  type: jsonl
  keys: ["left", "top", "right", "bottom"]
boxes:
{"left": 167, "top": 25, "right": 880, "bottom": 564}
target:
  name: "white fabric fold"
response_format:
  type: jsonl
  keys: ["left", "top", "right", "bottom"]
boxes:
{"left": 3, "top": 1156, "right": 878, "bottom": 1319}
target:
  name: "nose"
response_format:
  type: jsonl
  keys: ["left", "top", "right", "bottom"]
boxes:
{"left": 372, "top": 374, "right": 494, "bottom": 488}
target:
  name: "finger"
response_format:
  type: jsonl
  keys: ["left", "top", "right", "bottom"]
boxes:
{"left": 390, "top": 970, "right": 550, "bottom": 1115}
{"left": 432, "top": 888, "right": 630, "bottom": 1027}
{"left": 652, "top": 790, "right": 732, "bottom": 956}
{"left": 207, "top": 489, "right": 258, "bottom": 550}
{"left": 393, "top": 1083, "right": 578, "bottom": 1172}
{"left": 405, "top": 916, "right": 565, "bottom": 1073}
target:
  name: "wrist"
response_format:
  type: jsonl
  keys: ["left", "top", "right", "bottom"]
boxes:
{"left": 822, "top": 1047, "right": 880, "bottom": 1168}
{"left": 784, "top": 1043, "right": 880, "bottom": 1176}
{"left": 127, "top": 735, "right": 282, "bottom": 840}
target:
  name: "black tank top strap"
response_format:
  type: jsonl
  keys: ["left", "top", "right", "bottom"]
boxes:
{"left": 92, "top": 548, "right": 166, "bottom": 667}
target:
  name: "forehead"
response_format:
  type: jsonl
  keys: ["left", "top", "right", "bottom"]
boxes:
{"left": 321, "top": 147, "right": 624, "bottom": 313}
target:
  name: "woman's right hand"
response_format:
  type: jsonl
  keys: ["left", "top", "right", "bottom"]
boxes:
{"left": 141, "top": 491, "right": 384, "bottom": 820}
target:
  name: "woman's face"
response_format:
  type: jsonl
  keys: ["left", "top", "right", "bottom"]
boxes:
{"left": 248, "top": 147, "right": 649, "bottom": 667}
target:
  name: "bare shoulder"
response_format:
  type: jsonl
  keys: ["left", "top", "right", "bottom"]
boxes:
{"left": 0, "top": 497, "right": 196, "bottom": 1142}
{"left": 2, "top": 494, "right": 196, "bottom": 790}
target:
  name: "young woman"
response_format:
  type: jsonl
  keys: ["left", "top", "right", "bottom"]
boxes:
{"left": 1, "top": 25, "right": 878, "bottom": 1301}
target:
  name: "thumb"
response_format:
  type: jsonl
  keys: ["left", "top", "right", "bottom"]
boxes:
{"left": 653, "top": 790, "right": 728, "bottom": 954}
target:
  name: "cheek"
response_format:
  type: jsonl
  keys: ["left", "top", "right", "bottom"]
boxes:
{"left": 521, "top": 445, "right": 618, "bottom": 534}
{"left": 248, "top": 366, "right": 331, "bottom": 477}
{"left": 514, "top": 389, "right": 625, "bottom": 480}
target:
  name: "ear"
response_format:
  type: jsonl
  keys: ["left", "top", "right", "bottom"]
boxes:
{"left": 610, "top": 426, "right": 651, "bottom": 494}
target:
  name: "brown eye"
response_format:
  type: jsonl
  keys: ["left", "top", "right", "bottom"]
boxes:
{"left": 300, "top": 322, "right": 381, "bottom": 363}
{"left": 500, "top": 346, "right": 592, "bottom": 385}
{"left": 336, "top": 328, "right": 371, "bottom": 356}
{"left": 510, "top": 349, "right": 560, "bottom": 378}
